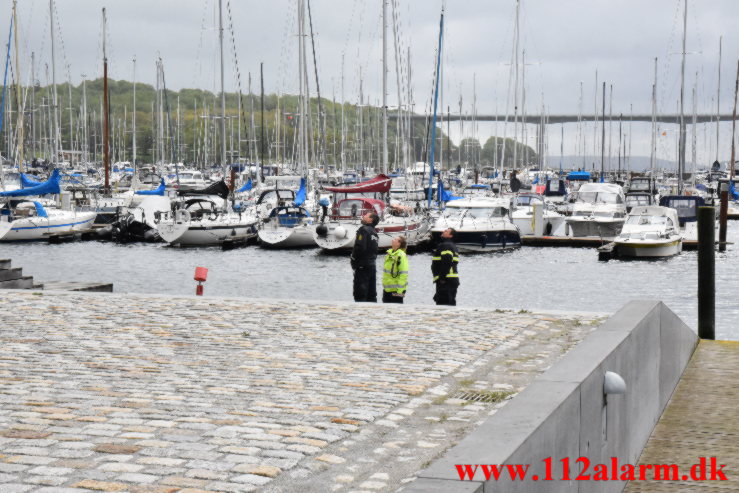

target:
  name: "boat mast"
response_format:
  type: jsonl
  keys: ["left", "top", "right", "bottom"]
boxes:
{"left": 426, "top": 7, "right": 444, "bottom": 208}
{"left": 132, "top": 56, "right": 136, "bottom": 171}
{"left": 600, "top": 81, "right": 605, "bottom": 180}
{"left": 12, "top": 0, "right": 24, "bottom": 172}
{"left": 102, "top": 7, "right": 110, "bottom": 192}
{"left": 677, "top": 0, "right": 687, "bottom": 195}
{"left": 715, "top": 36, "right": 722, "bottom": 162}
{"left": 218, "top": 0, "right": 227, "bottom": 174}
{"left": 381, "top": 0, "right": 388, "bottom": 175}
{"left": 650, "top": 57, "right": 657, "bottom": 175}
{"left": 730, "top": 60, "right": 738, "bottom": 180}
{"left": 49, "top": 0, "right": 59, "bottom": 164}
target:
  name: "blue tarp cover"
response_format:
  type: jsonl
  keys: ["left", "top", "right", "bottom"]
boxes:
{"left": 135, "top": 179, "right": 166, "bottom": 196}
{"left": 0, "top": 169, "right": 61, "bottom": 197}
{"left": 438, "top": 181, "right": 462, "bottom": 202}
{"left": 20, "top": 173, "right": 43, "bottom": 188}
{"left": 567, "top": 171, "right": 591, "bottom": 181}
{"left": 32, "top": 201, "right": 48, "bottom": 218}
{"left": 237, "top": 178, "right": 253, "bottom": 193}
{"left": 730, "top": 181, "right": 739, "bottom": 201}
{"left": 293, "top": 178, "right": 307, "bottom": 206}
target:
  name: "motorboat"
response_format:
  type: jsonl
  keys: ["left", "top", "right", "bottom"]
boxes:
{"left": 613, "top": 205, "right": 682, "bottom": 258}
{"left": 658, "top": 195, "right": 706, "bottom": 242}
{"left": 510, "top": 193, "right": 565, "bottom": 236}
{"left": 174, "top": 170, "right": 209, "bottom": 191}
{"left": 431, "top": 197, "right": 521, "bottom": 252}
{"left": 565, "top": 183, "right": 626, "bottom": 238}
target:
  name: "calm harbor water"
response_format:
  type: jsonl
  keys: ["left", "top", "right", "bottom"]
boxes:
{"left": 3, "top": 227, "right": 738, "bottom": 341}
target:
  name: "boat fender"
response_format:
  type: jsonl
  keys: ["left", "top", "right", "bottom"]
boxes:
{"left": 334, "top": 226, "right": 346, "bottom": 239}
{"left": 316, "top": 224, "right": 328, "bottom": 237}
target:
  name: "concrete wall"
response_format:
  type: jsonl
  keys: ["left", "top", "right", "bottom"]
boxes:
{"left": 404, "top": 300, "right": 697, "bottom": 493}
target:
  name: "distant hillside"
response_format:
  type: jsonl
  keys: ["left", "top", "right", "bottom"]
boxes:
{"left": 6, "top": 78, "right": 536, "bottom": 167}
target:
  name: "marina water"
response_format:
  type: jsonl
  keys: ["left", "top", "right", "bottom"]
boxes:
{"left": 4, "top": 226, "right": 738, "bottom": 341}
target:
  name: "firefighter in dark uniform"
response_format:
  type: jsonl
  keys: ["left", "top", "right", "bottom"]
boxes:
{"left": 351, "top": 212, "right": 380, "bottom": 302}
{"left": 431, "top": 228, "right": 460, "bottom": 306}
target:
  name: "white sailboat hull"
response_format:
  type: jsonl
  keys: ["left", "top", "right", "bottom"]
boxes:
{"left": 0, "top": 211, "right": 96, "bottom": 241}
{"left": 157, "top": 213, "right": 258, "bottom": 246}
{"left": 258, "top": 224, "right": 316, "bottom": 248}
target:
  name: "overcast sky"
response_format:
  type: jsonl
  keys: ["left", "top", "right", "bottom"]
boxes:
{"left": 3, "top": 0, "right": 738, "bottom": 165}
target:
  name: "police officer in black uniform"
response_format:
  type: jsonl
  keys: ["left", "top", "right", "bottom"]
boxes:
{"left": 431, "top": 228, "right": 460, "bottom": 306}
{"left": 351, "top": 212, "right": 380, "bottom": 302}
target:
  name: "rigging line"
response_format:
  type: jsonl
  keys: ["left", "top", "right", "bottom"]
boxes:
{"left": 192, "top": 0, "right": 211, "bottom": 88}
{"left": 52, "top": 0, "right": 72, "bottom": 81}
{"left": 225, "top": 0, "right": 252, "bottom": 165}
{"left": 306, "top": 0, "right": 327, "bottom": 168}
{"left": 277, "top": 0, "right": 297, "bottom": 94}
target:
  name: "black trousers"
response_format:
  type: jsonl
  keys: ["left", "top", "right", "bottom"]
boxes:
{"left": 353, "top": 266, "right": 377, "bottom": 302}
{"left": 382, "top": 291, "right": 404, "bottom": 304}
{"left": 434, "top": 281, "right": 458, "bottom": 306}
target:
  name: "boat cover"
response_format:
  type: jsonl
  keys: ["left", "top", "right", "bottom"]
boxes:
{"left": 32, "top": 201, "right": 48, "bottom": 218}
{"left": 20, "top": 173, "right": 43, "bottom": 187}
{"left": 438, "top": 180, "right": 462, "bottom": 202}
{"left": 237, "top": 178, "right": 253, "bottom": 193}
{"left": 324, "top": 174, "right": 392, "bottom": 194}
{"left": 294, "top": 178, "right": 307, "bottom": 206}
{"left": 176, "top": 180, "right": 230, "bottom": 200}
{"left": 567, "top": 171, "right": 591, "bottom": 181}
{"left": 0, "top": 169, "right": 61, "bottom": 197}
{"left": 135, "top": 179, "right": 166, "bottom": 196}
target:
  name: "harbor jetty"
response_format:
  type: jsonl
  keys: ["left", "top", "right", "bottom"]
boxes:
{"left": 0, "top": 290, "right": 601, "bottom": 492}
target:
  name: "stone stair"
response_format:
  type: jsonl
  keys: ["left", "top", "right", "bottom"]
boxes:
{"left": 0, "top": 259, "right": 35, "bottom": 289}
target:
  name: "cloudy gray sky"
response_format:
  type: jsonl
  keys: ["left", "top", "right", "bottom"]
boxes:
{"left": 3, "top": 0, "right": 738, "bottom": 165}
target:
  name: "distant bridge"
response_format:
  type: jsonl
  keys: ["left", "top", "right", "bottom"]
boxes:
{"left": 391, "top": 113, "right": 734, "bottom": 124}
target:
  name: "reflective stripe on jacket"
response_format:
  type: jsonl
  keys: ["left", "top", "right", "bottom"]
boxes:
{"left": 382, "top": 248, "right": 409, "bottom": 293}
{"left": 431, "top": 239, "right": 459, "bottom": 283}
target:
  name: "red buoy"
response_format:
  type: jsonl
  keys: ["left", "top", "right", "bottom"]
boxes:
{"left": 194, "top": 267, "right": 208, "bottom": 295}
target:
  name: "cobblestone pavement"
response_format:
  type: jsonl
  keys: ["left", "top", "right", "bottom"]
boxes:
{"left": 0, "top": 290, "right": 603, "bottom": 492}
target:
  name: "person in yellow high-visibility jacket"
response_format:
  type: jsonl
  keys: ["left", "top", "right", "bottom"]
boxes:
{"left": 382, "top": 236, "right": 409, "bottom": 304}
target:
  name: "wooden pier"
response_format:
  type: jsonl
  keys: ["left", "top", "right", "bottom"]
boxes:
{"left": 625, "top": 340, "right": 739, "bottom": 491}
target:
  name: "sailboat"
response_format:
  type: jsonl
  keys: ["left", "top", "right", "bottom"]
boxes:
{"left": 0, "top": 170, "right": 96, "bottom": 241}
{"left": 154, "top": 0, "right": 258, "bottom": 247}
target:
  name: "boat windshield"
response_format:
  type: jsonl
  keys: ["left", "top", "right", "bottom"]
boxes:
{"left": 625, "top": 215, "right": 670, "bottom": 226}
{"left": 260, "top": 190, "right": 294, "bottom": 202}
{"left": 575, "top": 191, "right": 623, "bottom": 204}
{"left": 467, "top": 207, "right": 506, "bottom": 219}
{"left": 626, "top": 195, "right": 651, "bottom": 207}
{"left": 515, "top": 195, "right": 543, "bottom": 207}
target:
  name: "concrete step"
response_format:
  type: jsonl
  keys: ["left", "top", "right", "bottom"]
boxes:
{"left": 0, "top": 276, "right": 35, "bottom": 289}
{"left": 0, "top": 259, "right": 11, "bottom": 270}
{"left": 41, "top": 281, "right": 113, "bottom": 293}
{"left": 0, "top": 267, "right": 23, "bottom": 282}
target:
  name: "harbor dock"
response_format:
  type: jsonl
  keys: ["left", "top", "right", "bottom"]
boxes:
{"left": 0, "top": 290, "right": 601, "bottom": 492}
{"left": 625, "top": 340, "right": 739, "bottom": 492}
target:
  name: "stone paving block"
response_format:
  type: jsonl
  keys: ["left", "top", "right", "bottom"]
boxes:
{"left": 0, "top": 291, "right": 599, "bottom": 493}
